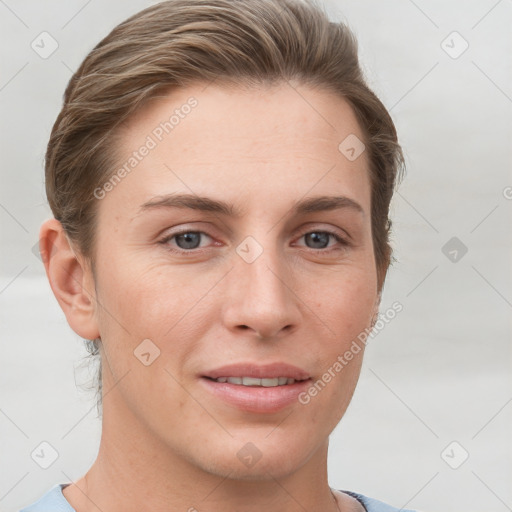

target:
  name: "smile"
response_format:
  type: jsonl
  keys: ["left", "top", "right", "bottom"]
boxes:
{"left": 207, "top": 376, "right": 304, "bottom": 386}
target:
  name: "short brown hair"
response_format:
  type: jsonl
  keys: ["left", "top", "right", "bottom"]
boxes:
{"left": 45, "top": 0, "right": 405, "bottom": 417}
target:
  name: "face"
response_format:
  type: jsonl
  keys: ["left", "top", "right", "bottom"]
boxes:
{"left": 89, "top": 81, "right": 379, "bottom": 480}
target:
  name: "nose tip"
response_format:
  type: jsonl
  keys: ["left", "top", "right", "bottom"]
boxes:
{"left": 222, "top": 258, "right": 301, "bottom": 340}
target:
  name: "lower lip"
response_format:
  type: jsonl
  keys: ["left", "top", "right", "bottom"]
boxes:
{"left": 200, "top": 377, "right": 311, "bottom": 413}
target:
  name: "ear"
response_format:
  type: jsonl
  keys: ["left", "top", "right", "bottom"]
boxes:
{"left": 370, "top": 291, "right": 382, "bottom": 329}
{"left": 39, "top": 218, "right": 100, "bottom": 340}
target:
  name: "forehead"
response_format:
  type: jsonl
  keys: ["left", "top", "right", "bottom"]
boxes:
{"left": 121, "top": 80, "right": 366, "bottom": 152}
{"left": 103, "top": 81, "right": 371, "bottom": 216}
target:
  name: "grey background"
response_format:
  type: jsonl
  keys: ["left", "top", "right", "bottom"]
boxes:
{"left": 1, "top": 0, "right": 511, "bottom": 511}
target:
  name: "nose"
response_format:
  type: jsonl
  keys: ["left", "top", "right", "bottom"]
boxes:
{"left": 221, "top": 243, "right": 301, "bottom": 340}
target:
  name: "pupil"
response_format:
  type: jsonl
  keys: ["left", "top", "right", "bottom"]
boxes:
{"left": 176, "top": 232, "right": 201, "bottom": 249}
{"left": 306, "top": 232, "right": 329, "bottom": 249}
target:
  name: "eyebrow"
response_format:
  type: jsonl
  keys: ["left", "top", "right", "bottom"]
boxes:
{"left": 138, "top": 193, "right": 365, "bottom": 217}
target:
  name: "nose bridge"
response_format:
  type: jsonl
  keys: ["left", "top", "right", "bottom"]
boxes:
{"left": 243, "top": 246, "right": 286, "bottom": 301}
{"left": 223, "top": 234, "right": 299, "bottom": 338}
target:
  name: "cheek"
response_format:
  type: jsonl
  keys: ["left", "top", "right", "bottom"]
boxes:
{"left": 298, "top": 275, "right": 372, "bottom": 425}
{"left": 309, "top": 267, "right": 377, "bottom": 341}
{"left": 300, "top": 262, "right": 376, "bottom": 409}
{"left": 93, "top": 253, "right": 218, "bottom": 356}
{"left": 95, "top": 253, "right": 172, "bottom": 323}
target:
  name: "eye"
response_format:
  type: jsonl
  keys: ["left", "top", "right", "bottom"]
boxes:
{"left": 158, "top": 228, "right": 348, "bottom": 254}
{"left": 297, "top": 230, "right": 348, "bottom": 250}
{"left": 160, "top": 231, "right": 213, "bottom": 251}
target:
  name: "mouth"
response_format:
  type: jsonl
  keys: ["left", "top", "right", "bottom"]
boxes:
{"left": 204, "top": 376, "right": 306, "bottom": 387}
{"left": 200, "top": 362, "right": 312, "bottom": 413}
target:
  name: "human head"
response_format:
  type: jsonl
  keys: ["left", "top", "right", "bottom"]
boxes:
{"left": 42, "top": 0, "right": 404, "bottom": 428}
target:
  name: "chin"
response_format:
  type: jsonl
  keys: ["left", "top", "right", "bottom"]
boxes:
{"left": 193, "top": 435, "right": 316, "bottom": 481}
{"left": 202, "top": 455, "right": 305, "bottom": 482}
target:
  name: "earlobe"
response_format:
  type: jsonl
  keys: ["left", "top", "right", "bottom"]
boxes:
{"left": 39, "top": 218, "right": 100, "bottom": 340}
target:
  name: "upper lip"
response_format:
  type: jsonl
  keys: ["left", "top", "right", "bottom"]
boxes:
{"left": 202, "top": 362, "right": 311, "bottom": 380}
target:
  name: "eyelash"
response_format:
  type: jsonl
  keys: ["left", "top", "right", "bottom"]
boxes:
{"left": 158, "top": 229, "right": 350, "bottom": 255}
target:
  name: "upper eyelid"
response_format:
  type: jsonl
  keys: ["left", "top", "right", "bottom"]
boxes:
{"left": 295, "top": 225, "right": 348, "bottom": 239}
{"left": 161, "top": 221, "right": 349, "bottom": 237}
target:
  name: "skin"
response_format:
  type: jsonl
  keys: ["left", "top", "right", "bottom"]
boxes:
{"left": 41, "top": 81, "right": 381, "bottom": 512}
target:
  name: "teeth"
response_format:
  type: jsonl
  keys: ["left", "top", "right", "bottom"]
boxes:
{"left": 214, "top": 377, "right": 300, "bottom": 387}
{"left": 243, "top": 377, "right": 263, "bottom": 386}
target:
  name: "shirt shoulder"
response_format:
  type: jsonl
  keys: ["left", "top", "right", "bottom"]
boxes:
{"left": 19, "top": 483, "right": 75, "bottom": 512}
{"left": 340, "top": 489, "right": 418, "bottom": 512}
